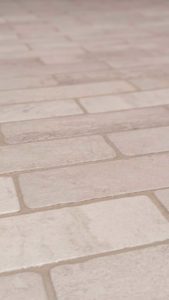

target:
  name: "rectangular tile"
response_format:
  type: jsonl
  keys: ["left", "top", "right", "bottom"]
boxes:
{"left": 2, "top": 106, "right": 169, "bottom": 144}
{"left": 0, "top": 196, "right": 169, "bottom": 272}
{"left": 0, "top": 75, "right": 56, "bottom": 90}
{"left": 19, "top": 153, "right": 169, "bottom": 208}
{"left": 108, "top": 126, "right": 169, "bottom": 156}
{"left": 80, "top": 95, "right": 133, "bottom": 113}
{"left": 80, "top": 89, "right": 169, "bottom": 113}
{"left": 0, "top": 99, "right": 82, "bottom": 123}
{"left": 54, "top": 69, "right": 120, "bottom": 85}
{"left": 0, "top": 273, "right": 47, "bottom": 300}
{"left": 130, "top": 77, "right": 169, "bottom": 90}
{"left": 0, "top": 177, "right": 19, "bottom": 215}
{"left": 0, "top": 81, "right": 134, "bottom": 105}
{"left": 122, "top": 89, "right": 169, "bottom": 108}
{"left": 51, "top": 244, "right": 169, "bottom": 300}
{"left": 0, "top": 135, "right": 114, "bottom": 174}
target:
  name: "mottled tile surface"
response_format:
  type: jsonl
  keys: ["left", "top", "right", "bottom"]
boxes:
{"left": 0, "top": 0, "right": 169, "bottom": 298}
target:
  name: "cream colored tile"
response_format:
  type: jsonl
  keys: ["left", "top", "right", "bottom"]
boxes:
{"left": 0, "top": 272, "right": 47, "bottom": 300}
{"left": 0, "top": 135, "right": 115, "bottom": 174}
{"left": 0, "top": 177, "right": 19, "bottom": 215}
{"left": 51, "top": 245, "right": 169, "bottom": 300}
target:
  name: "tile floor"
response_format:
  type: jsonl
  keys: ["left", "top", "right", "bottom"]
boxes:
{"left": 0, "top": 0, "right": 169, "bottom": 299}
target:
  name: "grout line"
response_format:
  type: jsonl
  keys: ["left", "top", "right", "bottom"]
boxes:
{"left": 125, "top": 78, "right": 142, "bottom": 91}
{"left": 0, "top": 239, "right": 169, "bottom": 278}
{"left": 0, "top": 125, "right": 6, "bottom": 145}
{"left": 102, "top": 134, "right": 125, "bottom": 159}
{"left": 148, "top": 191, "right": 169, "bottom": 222}
{"left": 41, "top": 269, "right": 58, "bottom": 300}
{"left": 74, "top": 98, "right": 88, "bottom": 114}
{"left": 12, "top": 175, "right": 30, "bottom": 213}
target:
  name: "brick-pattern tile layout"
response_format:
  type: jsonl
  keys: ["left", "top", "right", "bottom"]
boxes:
{"left": 0, "top": 196, "right": 169, "bottom": 273}
{"left": 1, "top": 0, "right": 169, "bottom": 299}
{"left": 19, "top": 153, "right": 169, "bottom": 208}
{"left": 0, "top": 177, "right": 19, "bottom": 215}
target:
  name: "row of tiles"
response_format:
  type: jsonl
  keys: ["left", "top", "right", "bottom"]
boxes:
{"left": 1, "top": 243, "right": 169, "bottom": 300}
{"left": 1, "top": 86, "right": 169, "bottom": 124}
{"left": 0, "top": 194, "right": 169, "bottom": 273}
{"left": 1, "top": 151, "right": 169, "bottom": 214}
{"left": 1, "top": 126, "right": 169, "bottom": 173}
{"left": 1, "top": 72, "right": 169, "bottom": 92}
{"left": 1, "top": 105, "right": 169, "bottom": 144}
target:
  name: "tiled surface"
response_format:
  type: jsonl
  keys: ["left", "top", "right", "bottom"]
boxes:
{"left": 51, "top": 245, "right": 169, "bottom": 300}
{"left": 19, "top": 153, "right": 169, "bottom": 207}
{"left": 0, "top": 196, "right": 169, "bottom": 273}
{"left": 0, "top": 177, "right": 20, "bottom": 215}
{"left": 108, "top": 126, "right": 169, "bottom": 156}
{"left": 1, "top": 0, "right": 169, "bottom": 299}
{"left": 0, "top": 136, "right": 115, "bottom": 174}
{"left": 0, "top": 273, "right": 47, "bottom": 300}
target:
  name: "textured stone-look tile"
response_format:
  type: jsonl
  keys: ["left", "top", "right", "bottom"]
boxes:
{"left": 0, "top": 196, "right": 169, "bottom": 272}
{"left": 55, "top": 69, "right": 120, "bottom": 85}
{"left": 0, "top": 100, "right": 82, "bottom": 123}
{"left": 155, "top": 189, "right": 169, "bottom": 211}
{"left": 80, "top": 95, "right": 133, "bottom": 113}
{"left": 51, "top": 244, "right": 169, "bottom": 300}
{"left": 130, "top": 77, "right": 169, "bottom": 90}
{"left": 19, "top": 153, "right": 169, "bottom": 208}
{"left": 108, "top": 126, "right": 169, "bottom": 156}
{"left": 0, "top": 272, "right": 47, "bottom": 300}
{"left": 80, "top": 88, "right": 169, "bottom": 113}
{"left": 121, "top": 88, "right": 169, "bottom": 108}
{"left": 0, "top": 81, "right": 134, "bottom": 105}
{"left": 0, "top": 177, "right": 19, "bottom": 215}
{"left": 2, "top": 106, "right": 169, "bottom": 144}
{"left": 0, "top": 135, "right": 114, "bottom": 174}
{"left": 0, "top": 75, "right": 56, "bottom": 90}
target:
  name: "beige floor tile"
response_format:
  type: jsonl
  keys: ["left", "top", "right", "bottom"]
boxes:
{"left": 0, "top": 272, "right": 47, "bottom": 300}
{"left": 0, "top": 99, "right": 82, "bottom": 123}
{"left": 0, "top": 177, "right": 19, "bottom": 215}
{"left": 0, "top": 135, "right": 114, "bottom": 174}
{"left": 80, "top": 95, "right": 133, "bottom": 113}
{"left": 0, "top": 196, "right": 169, "bottom": 272}
{"left": 130, "top": 77, "right": 169, "bottom": 90}
{"left": 19, "top": 153, "right": 169, "bottom": 207}
{"left": 51, "top": 244, "right": 169, "bottom": 300}
{"left": 0, "top": 75, "right": 56, "bottom": 90}
{"left": 108, "top": 126, "right": 169, "bottom": 156}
